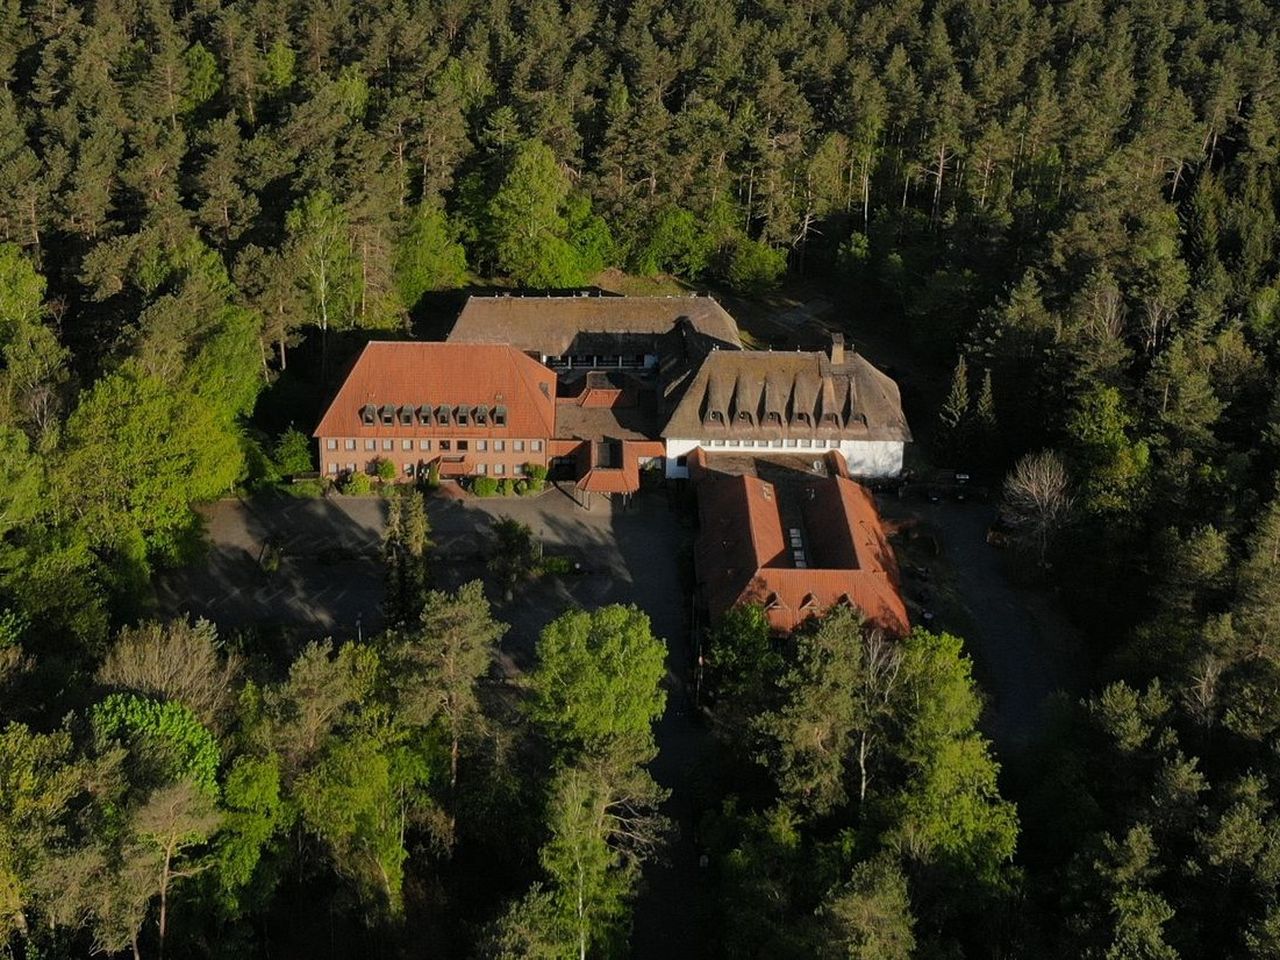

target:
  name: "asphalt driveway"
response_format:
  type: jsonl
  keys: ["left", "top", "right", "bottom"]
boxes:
{"left": 890, "top": 497, "right": 1085, "bottom": 751}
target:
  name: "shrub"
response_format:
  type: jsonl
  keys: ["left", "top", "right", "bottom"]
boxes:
{"left": 426, "top": 461, "right": 441, "bottom": 489}
{"left": 374, "top": 457, "right": 398, "bottom": 482}
{"left": 274, "top": 426, "right": 314, "bottom": 475}
{"left": 515, "top": 479, "right": 531, "bottom": 496}
{"left": 342, "top": 472, "right": 373, "bottom": 495}
{"left": 241, "top": 434, "right": 281, "bottom": 491}
{"left": 723, "top": 235, "right": 787, "bottom": 293}
{"left": 498, "top": 478, "right": 516, "bottom": 497}
{"left": 472, "top": 476, "right": 499, "bottom": 497}
{"left": 540, "top": 554, "right": 575, "bottom": 576}
{"left": 524, "top": 463, "right": 549, "bottom": 482}
{"left": 282, "top": 479, "right": 324, "bottom": 499}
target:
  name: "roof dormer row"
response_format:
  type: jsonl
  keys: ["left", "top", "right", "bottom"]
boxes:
{"left": 358, "top": 403, "right": 509, "bottom": 429}
{"left": 699, "top": 374, "right": 867, "bottom": 431}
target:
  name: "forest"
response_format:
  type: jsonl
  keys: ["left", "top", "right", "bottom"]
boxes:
{"left": 2, "top": 0, "right": 1280, "bottom": 956}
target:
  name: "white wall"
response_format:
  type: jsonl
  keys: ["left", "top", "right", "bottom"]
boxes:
{"left": 837, "top": 439, "right": 904, "bottom": 477}
{"left": 663, "top": 437, "right": 904, "bottom": 479}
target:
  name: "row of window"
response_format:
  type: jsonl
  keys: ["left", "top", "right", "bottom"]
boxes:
{"left": 705, "top": 410, "right": 841, "bottom": 428}
{"left": 326, "top": 438, "right": 543, "bottom": 453}
{"left": 361, "top": 403, "right": 507, "bottom": 428}
{"left": 326, "top": 462, "right": 527, "bottom": 477}
{"left": 699, "top": 437, "right": 840, "bottom": 450}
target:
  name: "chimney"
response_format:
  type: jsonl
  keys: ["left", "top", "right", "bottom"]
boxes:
{"left": 829, "top": 332, "right": 845, "bottom": 366}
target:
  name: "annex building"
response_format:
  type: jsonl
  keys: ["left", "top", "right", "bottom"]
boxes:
{"left": 314, "top": 293, "right": 912, "bottom": 633}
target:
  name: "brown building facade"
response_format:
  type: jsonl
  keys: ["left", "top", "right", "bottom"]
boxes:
{"left": 313, "top": 341, "right": 556, "bottom": 480}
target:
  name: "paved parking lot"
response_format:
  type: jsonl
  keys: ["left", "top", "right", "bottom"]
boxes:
{"left": 156, "top": 486, "right": 691, "bottom": 651}
{"left": 155, "top": 493, "right": 388, "bottom": 636}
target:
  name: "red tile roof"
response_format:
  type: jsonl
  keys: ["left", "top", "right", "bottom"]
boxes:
{"left": 576, "top": 440, "right": 666, "bottom": 494}
{"left": 694, "top": 469, "right": 909, "bottom": 635}
{"left": 313, "top": 342, "right": 556, "bottom": 439}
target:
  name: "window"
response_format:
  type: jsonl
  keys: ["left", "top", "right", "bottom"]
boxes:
{"left": 814, "top": 439, "right": 827, "bottom": 449}
{"left": 455, "top": 406, "right": 469, "bottom": 426}
{"left": 418, "top": 405, "right": 432, "bottom": 425}
{"left": 494, "top": 440, "right": 505, "bottom": 452}
{"left": 799, "top": 439, "right": 812, "bottom": 449}
{"left": 785, "top": 438, "right": 798, "bottom": 448}
{"left": 494, "top": 406, "right": 507, "bottom": 426}
{"left": 493, "top": 463, "right": 505, "bottom": 475}
{"left": 514, "top": 463, "right": 525, "bottom": 476}
{"left": 474, "top": 407, "right": 487, "bottom": 425}
{"left": 404, "top": 463, "right": 415, "bottom": 475}
{"left": 709, "top": 411, "right": 724, "bottom": 424}
{"left": 476, "top": 440, "right": 487, "bottom": 452}
{"left": 398, "top": 406, "right": 413, "bottom": 426}
{"left": 513, "top": 440, "right": 525, "bottom": 452}
{"left": 742, "top": 439, "right": 755, "bottom": 448}
{"left": 327, "top": 463, "right": 338, "bottom": 474}
{"left": 402, "top": 439, "right": 412, "bottom": 451}
{"left": 360, "top": 404, "right": 376, "bottom": 425}
{"left": 419, "top": 439, "right": 431, "bottom": 451}
{"left": 440, "top": 440, "right": 451, "bottom": 451}
{"left": 676, "top": 455, "right": 688, "bottom": 467}
{"left": 382, "top": 439, "right": 393, "bottom": 451}
{"left": 345, "top": 438, "right": 356, "bottom": 450}
{"left": 457, "top": 440, "right": 469, "bottom": 451}
{"left": 476, "top": 463, "right": 487, "bottom": 475}
{"left": 380, "top": 405, "right": 395, "bottom": 425}
{"left": 531, "top": 440, "right": 542, "bottom": 452}
{"left": 771, "top": 439, "right": 784, "bottom": 448}
{"left": 364, "top": 439, "right": 376, "bottom": 451}
{"left": 436, "top": 407, "right": 450, "bottom": 426}
{"left": 326, "top": 438, "right": 337, "bottom": 450}
{"left": 712, "top": 439, "right": 726, "bottom": 447}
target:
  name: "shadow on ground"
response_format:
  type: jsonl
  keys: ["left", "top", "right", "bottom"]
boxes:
{"left": 155, "top": 492, "right": 388, "bottom": 637}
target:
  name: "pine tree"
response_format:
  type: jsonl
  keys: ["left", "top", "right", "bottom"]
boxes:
{"left": 938, "top": 354, "right": 970, "bottom": 458}
{"left": 974, "top": 367, "right": 998, "bottom": 464}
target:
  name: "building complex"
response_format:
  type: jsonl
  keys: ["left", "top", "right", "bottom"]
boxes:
{"left": 314, "top": 294, "right": 912, "bottom": 633}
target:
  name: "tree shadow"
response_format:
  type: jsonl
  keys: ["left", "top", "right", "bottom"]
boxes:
{"left": 154, "top": 492, "right": 389, "bottom": 666}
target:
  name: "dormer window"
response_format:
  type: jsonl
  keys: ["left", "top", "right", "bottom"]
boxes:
{"left": 455, "top": 406, "right": 469, "bottom": 426}
{"left": 360, "top": 404, "right": 376, "bottom": 425}
{"left": 766, "top": 411, "right": 782, "bottom": 425}
{"left": 708, "top": 410, "right": 724, "bottom": 425}
{"left": 494, "top": 406, "right": 507, "bottom": 427}
{"left": 398, "top": 405, "right": 414, "bottom": 426}
{"left": 800, "top": 593, "right": 819, "bottom": 610}
{"left": 821, "top": 411, "right": 839, "bottom": 427}
{"left": 417, "top": 405, "right": 432, "bottom": 425}
{"left": 736, "top": 410, "right": 753, "bottom": 425}
{"left": 792, "top": 411, "right": 812, "bottom": 428}
{"left": 474, "top": 406, "right": 488, "bottom": 425}
{"left": 436, "top": 405, "right": 450, "bottom": 426}
{"left": 379, "top": 404, "right": 395, "bottom": 425}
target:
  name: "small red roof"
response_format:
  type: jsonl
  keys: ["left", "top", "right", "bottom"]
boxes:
{"left": 576, "top": 440, "right": 666, "bottom": 494}
{"left": 314, "top": 342, "right": 556, "bottom": 439}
